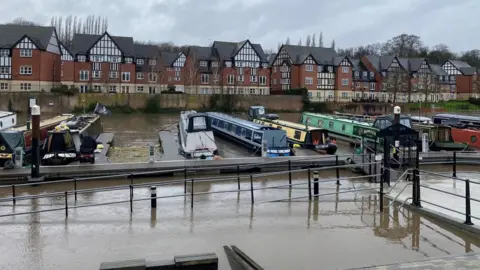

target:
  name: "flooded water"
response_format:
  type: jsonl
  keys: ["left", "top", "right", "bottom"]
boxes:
{"left": 0, "top": 170, "right": 479, "bottom": 270}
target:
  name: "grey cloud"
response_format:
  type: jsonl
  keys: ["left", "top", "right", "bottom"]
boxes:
{"left": 1, "top": 0, "right": 479, "bottom": 52}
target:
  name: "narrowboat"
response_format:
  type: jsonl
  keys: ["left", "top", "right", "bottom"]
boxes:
{"left": 178, "top": 110, "right": 218, "bottom": 159}
{"left": 207, "top": 112, "right": 294, "bottom": 157}
{"left": 248, "top": 106, "right": 336, "bottom": 154}
{"left": 412, "top": 123, "right": 468, "bottom": 151}
{"left": 433, "top": 114, "right": 480, "bottom": 127}
{"left": 411, "top": 116, "right": 433, "bottom": 125}
{"left": 449, "top": 128, "right": 480, "bottom": 149}
{"left": 0, "top": 111, "right": 17, "bottom": 130}
{"left": 0, "top": 114, "right": 74, "bottom": 167}
{"left": 42, "top": 114, "right": 103, "bottom": 165}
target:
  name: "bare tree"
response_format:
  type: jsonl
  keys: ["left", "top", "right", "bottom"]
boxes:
{"left": 298, "top": 38, "right": 302, "bottom": 46}
{"left": 331, "top": 39, "right": 336, "bottom": 50}
{"left": 416, "top": 73, "right": 438, "bottom": 103}
{"left": 51, "top": 15, "right": 109, "bottom": 47}
{"left": 277, "top": 42, "right": 282, "bottom": 50}
{"left": 312, "top": 33, "right": 316, "bottom": 47}
{"left": 285, "top": 37, "right": 291, "bottom": 45}
{"left": 7, "top": 17, "right": 39, "bottom": 26}
{"left": 318, "top": 32, "right": 323, "bottom": 47}
{"left": 305, "top": 35, "right": 311, "bottom": 47}
{"left": 383, "top": 69, "right": 409, "bottom": 103}
{"left": 185, "top": 51, "right": 199, "bottom": 94}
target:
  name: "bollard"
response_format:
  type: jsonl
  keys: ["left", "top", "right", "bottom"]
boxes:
{"left": 250, "top": 175, "right": 254, "bottom": 204}
{"left": 12, "top": 185, "right": 15, "bottom": 205}
{"left": 313, "top": 171, "right": 319, "bottom": 197}
{"left": 65, "top": 191, "right": 68, "bottom": 217}
{"left": 74, "top": 178, "right": 77, "bottom": 201}
{"left": 288, "top": 160, "right": 292, "bottom": 185}
{"left": 191, "top": 179, "right": 194, "bottom": 209}
{"left": 129, "top": 174, "right": 134, "bottom": 186}
{"left": 237, "top": 165, "right": 240, "bottom": 190}
{"left": 129, "top": 185, "right": 133, "bottom": 212}
{"left": 411, "top": 167, "right": 417, "bottom": 206}
{"left": 465, "top": 179, "right": 473, "bottom": 225}
{"left": 453, "top": 151, "right": 457, "bottom": 178}
{"left": 335, "top": 155, "right": 340, "bottom": 185}
{"left": 415, "top": 169, "right": 422, "bottom": 207}
{"left": 31, "top": 105, "right": 41, "bottom": 179}
{"left": 184, "top": 180, "right": 187, "bottom": 194}
{"left": 307, "top": 171, "right": 312, "bottom": 200}
{"left": 184, "top": 167, "right": 187, "bottom": 180}
{"left": 150, "top": 186, "right": 157, "bottom": 209}
{"left": 379, "top": 167, "right": 384, "bottom": 212}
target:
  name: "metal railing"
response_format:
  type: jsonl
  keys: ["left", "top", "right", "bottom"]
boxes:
{"left": 0, "top": 161, "right": 381, "bottom": 219}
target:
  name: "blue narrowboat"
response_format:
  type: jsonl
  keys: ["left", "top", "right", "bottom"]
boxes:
{"left": 206, "top": 112, "right": 294, "bottom": 157}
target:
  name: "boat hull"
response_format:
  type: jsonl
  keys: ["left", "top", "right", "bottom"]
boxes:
{"left": 450, "top": 128, "right": 480, "bottom": 149}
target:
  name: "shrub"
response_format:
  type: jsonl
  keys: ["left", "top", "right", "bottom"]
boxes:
{"left": 144, "top": 95, "right": 161, "bottom": 113}
{"left": 51, "top": 85, "right": 79, "bottom": 96}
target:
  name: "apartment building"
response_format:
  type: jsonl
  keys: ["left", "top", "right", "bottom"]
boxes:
{"left": 442, "top": 60, "right": 477, "bottom": 99}
{"left": 184, "top": 40, "right": 270, "bottom": 95}
{"left": 270, "top": 45, "right": 354, "bottom": 102}
{"left": 0, "top": 24, "right": 62, "bottom": 92}
{"left": 350, "top": 59, "right": 377, "bottom": 100}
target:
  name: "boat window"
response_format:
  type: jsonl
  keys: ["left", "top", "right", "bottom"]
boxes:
{"left": 236, "top": 126, "right": 242, "bottom": 136}
{"left": 224, "top": 122, "right": 228, "bottom": 129}
{"left": 211, "top": 118, "right": 218, "bottom": 126}
{"left": 218, "top": 120, "right": 224, "bottom": 128}
{"left": 329, "top": 121, "right": 333, "bottom": 129}
{"left": 229, "top": 124, "right": 235, "bottom": 133}
{"left": 471, "top": 136, "right": 477, "bottom": 143}
{"left": 400, "top": 118, "right": 411, "bottom": 128}
{"left": 0, "top": 121, "right": 2, "bottom": 128}
{"left": 341, "top": 124, "right": 346, "bottom": 131}
{"left": 241, "top": 128, "right": 246, "bottom": 137}
{"left": 245, "top": 129, "right": 252, "bottom": 140}
{"left": 318, "top": 120, "right": 323, "bottom": 127}
{"left": 253, "top": 131, "right": 263, "bottom": 144}
{"left": 294, "top": 131, "right": 301, "bottom": 140}
{"left": 192, "top": 117, "right": 207, "bottom": 130}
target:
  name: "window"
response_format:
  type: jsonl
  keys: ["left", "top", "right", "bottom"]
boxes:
{"left": 369, "top": 72, "right": 374, "bottom": 78}
{"left": 110, "top": 71, "right": 118, "bottom": 79}
{"left": 199, "top": 61, "right": 207, "bottom": 67}
{"left": 0, "top": 67, "right": 9, "bottom": 74}
{"left": 92, "top": 55, "right": 102, "bottom": 62}
{"left": 136, "top": 59, "right": 144, "bottom": 65}
{"left": 79, "top": 85, "right": 88, "bottom": 93}
{"left": 148, "top": 73, "right": 157, "bottom": 82}
{"left": 354, "top": 71, "right": 359, "bottom": 78}
{"left": 78, "top": 55, "right": 86, "bottom": 62}
{"left": 79, "top": 70, "right": 89, "bottom": 81}
{"left": 109, "top": 56, "right": 121, "bottom": 63}
{"left": 364, "top": 82, "right": 368, "bottom": 88}
{"left": 149, "top": 59, "right": 156, "bottom": 66}
{"left": 137, "top": 86, "right": 144, "bottom": 92}
{"left": 20, "top": 49, "right": 32, "bottom": 57}
{"left": 137, "top": 72, "right": 144, "bottom": 80}
{"left": 342, "top": 67, "right": 349, "bottom": 73}
{"left": 273, "top": 67, "right": 277, "bottom": 73}
{"left": 362, "top": 71, "right": 368, "bottom": 78}
{"left": 355, "top": 82, "right": 360, "bottom": 88}
{"left": 318, "top": 65, "right": 323, "bottom": 72}
{"left": 121, "top": 72, "right": 130, "bottom": 82}
{"left": 341, "top": 92, "right": 348, "bottom": 98}
{"left": 125, "top": 57, "right": 133, "bottom": 64}
{"left": 0, "top": 50, "right": 8, "bottom": 57}
{"left": 20, "top": 66, "right": 32, "bottom": 75}
{"left": 92, "top": 71, "right": 101, "bottom": 79}
{"left": 20, "top": 83, "right": 31, "bottom": 90}
{"left": 201, "top": 74, "right": 209, "bottom": 84}
{"left": 370, "top": 82, "right": 375, "bottom": 91}
{"left": 305, "top": 65, "right": 313, "bottom": 71}
{"left": 327, "top": 66, "right": 333, "bottom": 72}
{"left": 250, "top": 76, "right": 257, "bottom": 83}
{"left": 109, "top": 86, "right": 117, "bottom": 93}
{"left": 211, "top": 61, "right": 218, "bottom": 67}
{"left": 237, "top": 75, "right": 244, "bottom": 82}
{"left": 93, "top": 85, "right": 102, "bottom": 92}
{"left": 250, "top": 68, "right": 257, "bottom": 76}
{"left": 0, "top": 83, "right": 8, "bottom": 90}
{"left": 225, "top": 61, "right": 232, "bottom": 67}
{"left": 250, "top": 88, "right": 255, "bottom": 94}
{"left": 341, "top": 78, "right": 349, "bottom": 86}
{"left": 305, "top": 77, "right": 313, "bottom": 85}
{"left": 227, "top": 75, "right": 234, "bottom": 84}
{"left": 259, "top": 76, "right": 267, "bottom": 85}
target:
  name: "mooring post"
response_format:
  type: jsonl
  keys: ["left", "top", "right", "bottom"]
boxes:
{"left": 64, "top": 191, "right": 68, "bottom": 217}
{"left": 415, "top": 169, "right": 422, "bottom": 207}
{"left": 465, "top": 179, "right": 473, "bottom": 225}
{"left": 184, "top": 167, "right": 187, "bottom": 180}
{"left": 307, "top": 171, "right": 312, "bottom": 200}
{"left": 12, "top": 185, "right": 15, "bottom": 205}
{"left": 335, "top": 155, "right": 340, "bottom": 185}
{"left": 150, "top": 186, "right": 157, "bottom": 209}
{"left": 190, "top": 179, "right": 194, "bottom": 209}
{"left": 250, "top": 175, "right": 254, "bottom": 204}
{"left": 129, "top": 185, "right": 133, "bottom": 212}
{"left": 237, "top": 165, "right": 240, "bottom": 190}
{"left": 184, "top": 179, "right": 187, "bottom": 194}
{"left": 453, "top": 151, "right": 457, "bottom": 178}
{"left": 30, "top": 105, "right": 41, "bottom": 180}
{"left": 411, "top": 167, "right": 417, "bottom": 206}
{"left": 379, "top": 167, "right": 384, "bottom": 212}
{"left": 288, "top": 160, "right": 292, "bottom": 185}
{"left": 74, "top": 178, "right": 77, "bottom": 201}
{"left": 129, "top": 173, "right": 133, "bottom": 185}
{"left": 313, "top": 171, "right": 319, "bottom": 197}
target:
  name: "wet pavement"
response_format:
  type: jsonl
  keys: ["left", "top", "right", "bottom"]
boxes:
{"left": 348, "top": 253, "right": 480, "bottom": 269}
{"left": 1, "top": 171, "right": 480, "bottom": 270}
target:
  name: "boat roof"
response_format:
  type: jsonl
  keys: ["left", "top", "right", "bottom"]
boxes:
{"left": 262, "top": 118, "right": 323, "bottom": 131}
{"left": 303, "top": 112, "right": 372, "bottom": 127}
{"left": 411, "top": 116, "right": 432, "bottom": 121}
{"left": 12, "top": 114, "right": 74, "bottom": 131}
{"left": 208, "top": 112, "right": 267, "bottom": 130}
{"left": 435, "top": 113, "right": 480, "bottom": 122}
{"left": 0, "top": 111, "right": 14, "bottom": 117}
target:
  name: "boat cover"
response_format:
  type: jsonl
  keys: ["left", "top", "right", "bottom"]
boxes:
{"left": 0, "top": 130, "right": 25, "bottom": 153}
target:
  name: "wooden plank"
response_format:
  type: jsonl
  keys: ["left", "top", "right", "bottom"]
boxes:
{"left": 12, "top": 114, "right": 74, "bottom": 131}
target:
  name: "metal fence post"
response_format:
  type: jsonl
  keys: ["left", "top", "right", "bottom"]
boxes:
{"left": 379, "top": 167, "right": 384, "bottom": 212}
{"left": 184, "top": 167, "right": 187, "bottom": 180}
{"left": 335, "top": 155, "right": 340, "bottom": 185}
{"left": 250, "top": 175, "right": 254, "bottom": 204}
{"left": 65, "top": 191, "right": 68, "bottom": 217}
{"left": 74, "top": 178, "right": 77, "bottom": 201}
{"left": 237, "top": 165, "right": 240, "bottom": 190}
{"left": 313, "top": 171, "right": 319, "bottom": 197}
{"left": 190, "top": 179, "right": 194, "bottom": 209}
{"left": 129, "top": 185, "right": 133, "bottom": 212}
{"left": 308, "top": 171, "right": 312, "bottom": 200}
{"left": 151, "top": 186, "right": 157, "bottom": 209}
{"left": 415, "top": 169, "right": 422, "bottom": 207}
{"left": 184, "top": 180, "right": 187, "bottom": 194}
{"left": 288, "top": 160, "right": 292, "bottom": 185}
{"left": 453, "top": 151, "right": 457, "bottom": 178}
{"left": 129, "top": 173, "right": 134, "bottom": 186}
{"left": 12, "top": 185, "right": 15, "bottom": 205}
{"left": 465, "top": 179, "right": 473, "bottom": 225}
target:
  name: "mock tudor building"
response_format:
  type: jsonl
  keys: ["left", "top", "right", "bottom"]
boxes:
{"left": 184, "top": 40, "right": 270, "bottom": 95}
{"left": 161, "top": 51, "right": 187, "bottom": 93}
{"left": 442, "top": 60, "right": 477, "bottom": 99}
{"left": 0, "top": 24, "right": 62, "bottom": 92}
{"left": 270, "top": 45, "right": 354, "bottom": 102}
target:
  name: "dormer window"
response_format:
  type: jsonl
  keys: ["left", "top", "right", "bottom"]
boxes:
{"left": 382, "top": 71, "right": 386, "bottom": 77}
{"left": 362, "top": 71, "right": 367, "bottom": 77}
{"left": 438, "top": 76, "right": 443, "bottom": 81}
{"left": 317, "top": 65, "right": 323, "bottom": 72}
{"left": 77, "top": 55, "right": 86, "bottom": 62}
{"left": 354, "top": 71, "right": 359, "bottom": 78}
{"left": 225, "top": 61, "right": 232, "bottom": 67}
{"left": 0, "top": 50, "right": 9, "bottom": 57}
{"left": 369, "top": 72, "right": 374, "bottom": 78}
{"left": 211, "top": 61, "right": 218, "bottom": 67}
{"left": 125, "top": 57, "right": 133, "bottom": 64}
{"left": 327, "top": 66, "right": 333, "bottom": 72}
{"left": 199, "top": 61, "right": 208, "bottom": 67}
{"left": 149, "top": 59, "right": 157, "bottom": 66}
{"left": 262, "top": 63, "right": 268, "bottom": 68}
{"left": 136, "top": 59, "right": 144, "bottom": 65}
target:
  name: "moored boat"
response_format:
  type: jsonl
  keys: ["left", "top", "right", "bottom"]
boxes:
{"left": 0, "top": 114, "right": 74, "bottom": 167}
{"left": 412, "top": 123, "right": 468, "bottom": 151}
{"left": 207, "top": 112, "right": 294, "bottom": 157}
{"left": 178, "top": 110, "right": 218, "bottom": 159}
{"left": 0, "top": 111, "right": 17, "bottom": 130}
{"left": 450, "top": 127, "right": 480, "bottom": 149}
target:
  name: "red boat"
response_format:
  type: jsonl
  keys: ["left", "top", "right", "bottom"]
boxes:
{"left": 451, "top": 128, "right": 480, "bottom": 149}
{"left": 0, "top": 114, "right": 74, "bottom": 167}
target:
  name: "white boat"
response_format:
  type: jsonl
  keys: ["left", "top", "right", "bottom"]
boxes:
{"left": 0, "top": 111, "right": 17, "bottom": 130}
{"left": 178, "top": 111, "right": 218, "bottom": 159}
{"left": 411, "top": 116, "right": 433, "bottom": 125}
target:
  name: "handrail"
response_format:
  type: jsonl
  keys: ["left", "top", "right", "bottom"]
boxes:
{"left": 386, "top": 183, "right": 412, "bottom": 208}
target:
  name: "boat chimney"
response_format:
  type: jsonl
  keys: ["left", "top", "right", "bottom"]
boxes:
{"left": 393, "top": 106, "right": 401, "bottom": 125}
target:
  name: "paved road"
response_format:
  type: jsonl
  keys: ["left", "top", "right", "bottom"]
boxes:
{"left": 349, "top": 253, "right": 480, "bottom": 269}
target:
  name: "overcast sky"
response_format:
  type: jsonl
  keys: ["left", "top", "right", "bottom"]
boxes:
{"left": 2, "top": 0, "right": 479, "bottom": 52}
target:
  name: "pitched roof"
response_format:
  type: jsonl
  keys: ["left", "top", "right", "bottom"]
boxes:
{"left": 134, "top": 44, "right": 159, "bottom": 58}
{"left": 281, "top": 45, "right": 337, "bottom": 65}
{"left": 0, "top": 24, "right": 56, "bottom": 50}
{"left": 408, "top": 58, "right": 424, "bottom": 72}
{"left": 188, "top": 46, "right": 214, "bottom": 61}
{"left": 161, "top": 51, "right": 180, "bottom": 66}
{"left": 429, "top": 64, "right": 448, "bottom": 76}
{"left": 268, "top": 53, "right": 277, "bottom": 66}
{"left": 71, "top": 33, "right": 135, "bottom": 56}
{"left": 212, "top": 40, "right": 268, "bottom": 62}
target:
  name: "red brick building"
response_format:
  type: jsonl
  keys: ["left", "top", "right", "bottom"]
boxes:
{"left": 184, "top": 40, "right": 270, "bottom": 95}
{"left": 0, "top": 24, "right": 62, "bottom": 92}
{"left": 441, "top": 60, "right": 477, "bottom": 99}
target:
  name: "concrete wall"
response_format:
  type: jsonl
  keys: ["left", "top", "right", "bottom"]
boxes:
{"left": 0, "top": 92, "right": 304, "bottom": 113}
